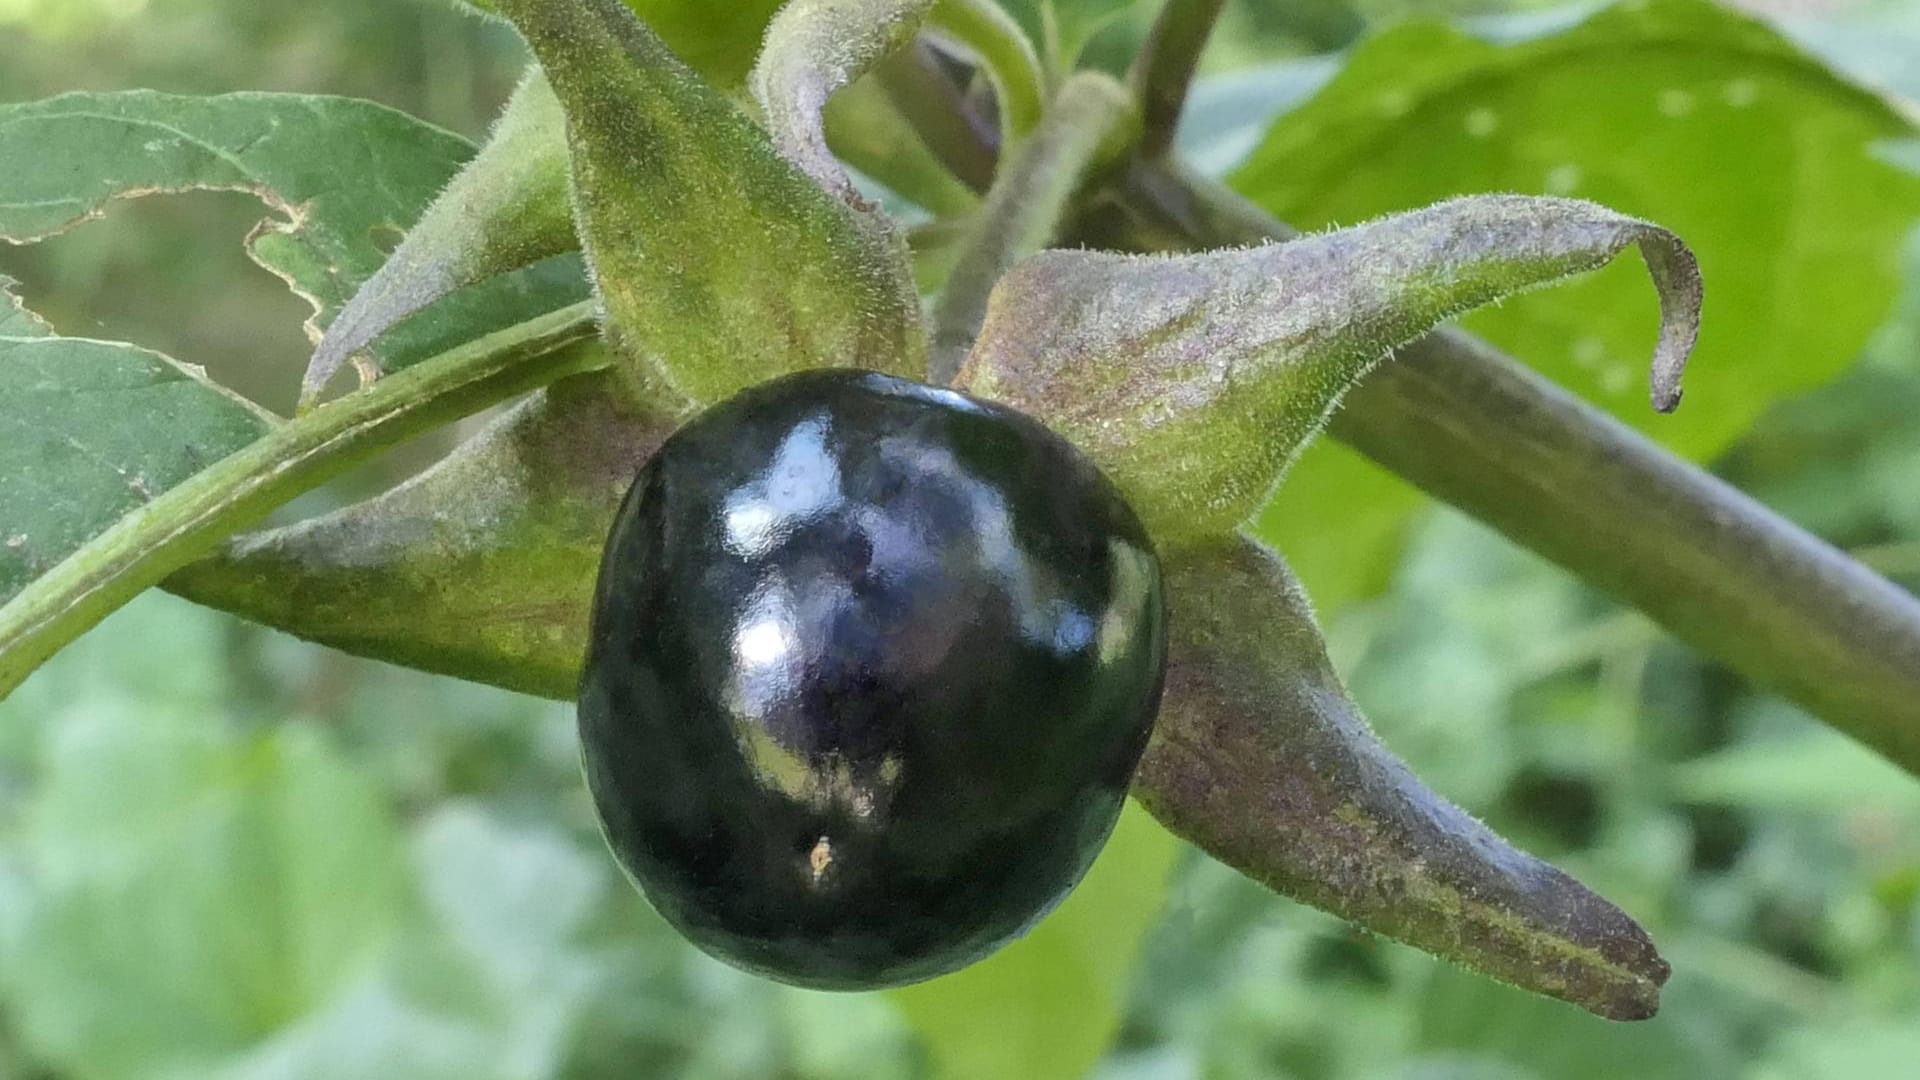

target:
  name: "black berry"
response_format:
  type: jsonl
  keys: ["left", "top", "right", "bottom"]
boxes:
{"left": 578, "top": 369, "right": 1167, "bottom": 989}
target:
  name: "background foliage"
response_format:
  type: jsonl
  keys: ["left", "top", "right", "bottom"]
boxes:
{"left": 3, "top": 0, "right": 1919, "bottom": 1077}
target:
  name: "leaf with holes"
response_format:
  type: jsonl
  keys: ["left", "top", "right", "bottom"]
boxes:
{"left": 0, "top": 91, "right": 587, "bottom": 380}
{"left": 0, "top": 295, "right": 601, "bottom": 701}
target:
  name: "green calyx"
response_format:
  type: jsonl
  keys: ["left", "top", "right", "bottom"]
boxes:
{"left": 1141, "top": 536, "right": 1670, "bottom": 1020}
{"left": 172, "top": 362, "right": 670, "bottom": 700}
{"left": 494, "top": 0, "right": 926, "bottom": 410}
{"left": 300, "top": 70, "right": 576, "bottom": 410}
{"left": 958, "top": 194, "right": 1700, "bottom": 549}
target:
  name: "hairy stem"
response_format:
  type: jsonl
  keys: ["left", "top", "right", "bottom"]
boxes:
{"left": 1128, "top": 0, "right": 1227, "bottom": 160}
{"left": 1108, "top": 162, "right": 1920, "bottom": 773}
{"left": 929, "top": 72, "right": 1136, "bottom": 382}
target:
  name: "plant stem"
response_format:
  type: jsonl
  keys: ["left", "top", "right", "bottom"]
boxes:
{"left": 929, "top": 72, "right": 1136, "bottom": 382}
{"left": 929, "top": 0, "right": 1048, "bottom": 145}
{"left": 1128, "top": 0, "right": 1227, "bottom": 160}
{"left": 1109, "top": 162, "right": 1920, "bottom": 773}
{"left": 0, "top": 303, "right": 600, "bottom": 699}
{"left": 874, "top": 42, "right": 1001, "bottom": 190}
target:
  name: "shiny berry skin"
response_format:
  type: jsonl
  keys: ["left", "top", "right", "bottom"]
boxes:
{"left": 578, "top": 369, "right": 1167, "bottom": 989}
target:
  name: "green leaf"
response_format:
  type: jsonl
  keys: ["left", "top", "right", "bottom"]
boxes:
{"left": 0, "top": 88, "right": 608, "bottom": 698}
{"left": 0, "top": 277, "right": 52, "bottom": 338}
{"left": 1230, "top": 0, "right": 1920, "bottom": 610}
{"left": 496, "top": 0, "right": 927, "bottom": 410}
{"left": 0, "top": 853, "right": 25, "bottom": 981}
{"left": 1173, "top": 58, "right": 1340, "bottom": 176}
{"left": 414, "top": 804, "right": 607, "bottom": 990}
{"left": 0, "top": 596, "right": 630, "bottom": 1080}
{"left": 0, "top": 91, "right": 582, "bottom": 377}
{"left": 204, "top": 984, "right": 496, "bottom": 1080}
{"left": 6, "top": 710, "right": 407, "bottom": 1079}
{"left": 1248, "top": 441, "right": 1423, "bottom": 615}
{"left": 777, "top": 991, "right": 918, "bottom": 1080}
{"left": 300, "top": 71, "right": 582, "bottom": 408}
{"left": 0, "top": 304, "right": 602, "bottom": 700}
{"left": 956, "top": 194, "right": 1699, "bottom": 549}
{"left": 0, "top": 280, "right": 274, "bottom": 611}
{"left": 890, "top": 801, "right": 1179, "bottom": 1078}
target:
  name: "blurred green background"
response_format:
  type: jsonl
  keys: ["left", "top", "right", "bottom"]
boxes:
{"left": 4, "top": 0, "right": 1920, "bottom": 1077}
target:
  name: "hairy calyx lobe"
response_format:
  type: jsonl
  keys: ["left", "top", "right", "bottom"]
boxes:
{"left": 958, "top": 195, "right": 1702, "bottom": 549}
